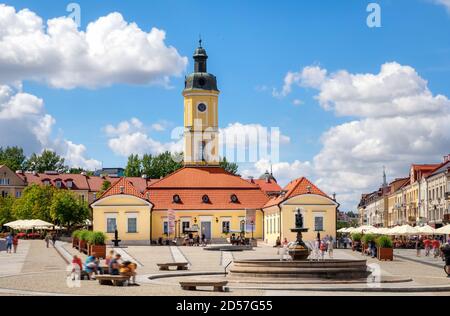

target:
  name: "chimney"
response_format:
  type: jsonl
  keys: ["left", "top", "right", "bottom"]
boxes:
{"left": 119, "top": 186, "right": 125, "bottom": 194}
{"left": 248, "top": 176, "right": 254, "bottom": 183}
{"left": 15, "top": 170, "right": 23, "bottom": 174}
{"left": 81, "top": 172, "right": 87, "bottom": 176}
{"left": 142, "top": 174, "right": 148, "bottom": 179}
{"left": 306, "top": 185, "right": 312, "bottom": 194}
{"left": 332, "top": 192, "right": 336, "bottom": 201}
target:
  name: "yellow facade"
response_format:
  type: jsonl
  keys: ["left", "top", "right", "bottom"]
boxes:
{"left": 91, "top": 195, "right": 152, "bottom": 243}
{"left": 264, "top": 194, "right": 337, "bottom": 245}
{"left": 151, "top": 210, "right": 263, "bottom": 241}
{"left": 183, "top": 90, "right": 219, "bottom": 166}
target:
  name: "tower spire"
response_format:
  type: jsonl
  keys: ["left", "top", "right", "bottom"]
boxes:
{"left": 382, "top": 166, "right": 387, "bottom": 187}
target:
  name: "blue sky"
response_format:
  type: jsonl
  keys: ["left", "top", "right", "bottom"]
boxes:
{"left": 1, "top": 0, "right": 450, "bottom": 210}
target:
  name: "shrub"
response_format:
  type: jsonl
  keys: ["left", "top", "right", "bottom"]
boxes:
{"left": 376, "top": 235, "right": 393, "bottom": 248}
{"left": 72, "top": 230, "right": 80, "bottom": 239}
{"left": 361, "top": 234, "right": 376, "bottom": 244}
{"left": 351, "top": 233, "right": 362, "bottom": 242}
{"left": 88, "top": 231, "right": 107, "bottom": 245}
{"left": 79, "top": 230, "right": 91, "bottom": 241}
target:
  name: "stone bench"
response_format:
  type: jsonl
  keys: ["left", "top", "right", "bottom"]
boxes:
{"left": 179, "top": 281, "right": 228, "bottom": 292}
{"left": 157, "top": 262, "right": 189, "bottom": 271}
{"left": 96, "top": 275, "right": 130, "bottom": 286}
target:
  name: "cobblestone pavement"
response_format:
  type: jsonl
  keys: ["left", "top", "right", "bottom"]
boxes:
{"left": 0, "top": 241, "right": 449, "bottom": 296}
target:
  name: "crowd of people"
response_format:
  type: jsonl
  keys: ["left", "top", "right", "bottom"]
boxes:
{"left": 274, "top": 235, "right": 335, "bottom": 261}
{"left": 70, "top": 250, "right": 138, "bottom": 285}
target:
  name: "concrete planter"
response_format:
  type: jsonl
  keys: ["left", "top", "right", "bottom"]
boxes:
{"left": 377, "top": 247, "right": 393, "bottom": 261}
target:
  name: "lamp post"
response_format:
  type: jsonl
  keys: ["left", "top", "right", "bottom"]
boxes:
{"left": 240, "top": 220, "right": 245, "bottom": 238}
{"left": 251, "top": 221, "right": 254, "bottom": 240}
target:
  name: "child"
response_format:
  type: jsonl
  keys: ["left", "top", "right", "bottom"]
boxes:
{"left": 72, "top": 255, "right": 82, "bottom": 280}
{"left": 120, "top": 261, "right": 137, "bottom": 285}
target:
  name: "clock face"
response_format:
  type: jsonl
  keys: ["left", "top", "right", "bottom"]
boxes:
{"left": 197, "top": 103, "right": 207, "bottom": 112}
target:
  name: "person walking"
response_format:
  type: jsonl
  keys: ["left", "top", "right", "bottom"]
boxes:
{"left": 327, "top": 237, "right": 334, "bottom": 259}
{"left": 12, "top": 234, "right": 19, "bottom": 253}
{"left": 5, "top": 233, "right": 13, "bottom": 254}
{"left": 424, "top": 237, "right": 431, "bottom": 256}
{"left": 52, "top": 233, "right": 57, "bottom": 247}
{"left": 314, "top": 237, "right": 320, "bottom": 261}
{"left": 44, "top": 233, "right": 51, "bottom": 248}
{"left": 432, "top": 238, "right": 441, "bottom": 258}
{"left": 319, "top": 239, "right": 327, "bottom": 260}
{"left": 415, "top": 238, "right": 421, "bottom": 257}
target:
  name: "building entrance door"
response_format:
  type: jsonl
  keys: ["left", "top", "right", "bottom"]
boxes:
{"left": 201, "top": 221, "right": 211, "bottom": 240}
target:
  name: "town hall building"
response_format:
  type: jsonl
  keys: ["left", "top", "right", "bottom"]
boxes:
{"left": 91, "top": 42, "right": 338, "bottom": 245}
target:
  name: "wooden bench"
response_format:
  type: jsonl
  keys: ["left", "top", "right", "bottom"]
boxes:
{"left": 157, "top": 262, "right": 189, "bottom": 271}
{"left": 180, "top": 281, "right": 228, "bottom": 292}
{"left": 96, "top": 275, "right": 130, "bottom": 286}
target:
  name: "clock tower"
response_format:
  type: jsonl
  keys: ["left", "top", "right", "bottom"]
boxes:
{"left": 183, "top": 40, "right": 220, "bottom": 166}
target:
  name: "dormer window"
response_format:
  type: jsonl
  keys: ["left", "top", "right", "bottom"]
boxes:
{"left": 43, "top": 179, "right": 50, "bottom": 186}
{"left": 173, "top": 194, "right": 181, "bottom": 204}
{"left": 66, "top": 180, "right": 73, "bottom": 189}
{"left": 230, "top": 194, "right": 238, "bottom": 203}
{"left": 55, "top": 180, "right": 62, "bottom": 188}
{"left": 202, "top": 195, "right": 210, "bottom": 203}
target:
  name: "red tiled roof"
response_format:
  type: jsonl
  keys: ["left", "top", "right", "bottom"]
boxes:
{"left": 246, "top": 179, "right": 282, "bottom": 193}
{"left": 100, "top": 177, "right": 147, "bottom": 200}
{"left": 16, "top": 172, "right": 90, "bottom": 190}
{"left": 264, "top": 177, "right": 331, "bottom": 208}
{"left": 148, "top": 166, "right": 260, "bottom": 189}
{"left": 146, "top": 167, "right": 269, "bottom": 210}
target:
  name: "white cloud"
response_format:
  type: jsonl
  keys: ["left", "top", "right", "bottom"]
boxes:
{"left": 105, "top": 118, "right": 182, "bottom": 156}
{"left": 433, "top": 0, "right": 450, "bottom": 13}
{"left": 266, "top": 62, "right": 450, "bottom": 211}
{"left": 0, "top": 4, "right": 187, "bottom": 89}
{"left": 292, "top": 99, "right": 303, "bottom": 106}
{"left": 272, "top": 66, "right": 327, "bottom": 97}
{"left": 0, "top": 84, "right": 101, "bottom": 170}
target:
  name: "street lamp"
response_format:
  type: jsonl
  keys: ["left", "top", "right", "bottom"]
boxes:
{"left": 251, "top": 221, "right": 254, "bottom": 240}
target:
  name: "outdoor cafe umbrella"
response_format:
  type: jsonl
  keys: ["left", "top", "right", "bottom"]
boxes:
{"left": 435, "top": 224, "right": 450, "bottom": 235}
{"left": 351, "top": 225, "right": 375, "bottom": 234}
{"left": 417, "top": 225, "right": 436, "bottom": 235}
{"left": 3, "top": 220, "right": 26, "bottom": 229}
{"left": 389, "top": 224, "right": 419, "bottom": 236}
{"left": 4, "top": 219, "right": 54, "bottom": 230}
{"left": 337, "top": 227, "right": 347, "bottom": 233}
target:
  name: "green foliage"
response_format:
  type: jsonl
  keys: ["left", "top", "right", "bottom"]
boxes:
{"left": 376, "top": 235, "right": 393, "bottom": 248}
{"left": 23, "top": 150, "right": 68, "bottom": 173}
{"left": 0, "top": 146, "right": 26, "bottom": 171}
{"left": 361, "top": 233, "right": 376, "bottom": 244}
{"left": 125, "top": 154, "right": 141, "bottom": 177}
{"left": 0, "top": 196, "right": 16, "bottom": 226}
{"left": 79, "top": 230, "right": 91, "bottom": 241}
{"left": 49, "top": 190, "right": 90, "bottom": 228}
{"left": 101, "top": 180, "right": 111, "bottom": 192}
{"left": 88, "top": 231, "right": 107, "bottom": 245}
{"left": 219, "top": 157, "right": 239, "bottom": 175}
{"left": 13, "top": 184, "right": 54, "bottom": 222}
{"left": 351, "top": 233, "right": 362, "bottom": 242}
{"left": 141, "top": 151, "right": 183, "bottom": 179}
{"left": 72, "top": 230, "right": 81, "bottom": 238}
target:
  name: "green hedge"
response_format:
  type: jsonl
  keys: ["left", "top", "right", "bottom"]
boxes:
{"left": 88, "top": 231, "right": 107, "bottom": 245}
{"left": 376, "top": 235, "right": 393, "bottom": 248}
{"left": 361, "top": 233, "right": 376, "bottom": 244}
{"left": 79, "top": 230, "right": 91, "bottom": 241}
{"left": 351, "top": 233, "right": 362, "bottom": 242}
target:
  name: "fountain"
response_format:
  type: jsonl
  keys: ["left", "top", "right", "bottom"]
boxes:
{"left": 228, "top": 209, "right": 371, "bottom": 281}
{"left": 287, "top": 210, "right": 310, "bottom": 260}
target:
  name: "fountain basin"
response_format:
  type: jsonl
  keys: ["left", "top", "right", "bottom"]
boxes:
{"left": 229, "top": 259, "right": 371, "bottom": 280}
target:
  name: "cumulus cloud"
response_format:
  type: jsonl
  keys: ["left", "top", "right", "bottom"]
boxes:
{"left": 432, "top": 0, "right": 450, "bottom": 13}
{"left": 0, "top": 85, "right": 101, "bottom": 170}
{"left": 0, "top": 4, "right": 187, "bottom": 89}
{"left": 272, "top": 66, "right": 327, "bottom": 97}
{"left": 105, "top": 118, "right": 182, "bottom": 156}
{"left": 265, "top": 62, "right": 450, "bottom": 210}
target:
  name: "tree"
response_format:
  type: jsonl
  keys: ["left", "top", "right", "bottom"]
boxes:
{"left": 0, "top": 196, "right": 15, "bottom": 227}
{"left": 12, "top": 184, "right": 54, "bottom": 222}
{"left": 124, "top": 154, "right": 141, "bottom": 177}
{"left": 141, "top": 151, "right": 183, "bottom": 179}
{"left": 24, "top": 150, "right": 68, "bottom": 173}
{"left": 0, "top": 146, "right": 26, "bottom": 171}
{"left": 219, "top": 157, "right": 239, "bottom": 175}
{"left": 50, "top": 190, "right": 90, "bottom": 229}
{"left": 98, "top": 180, "right": 112, "bottom": 196}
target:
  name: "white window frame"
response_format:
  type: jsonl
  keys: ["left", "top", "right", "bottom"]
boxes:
{"left": 106, "top": 213, "right": 117, "bottom": 233}
{"left": 126, "top": 212, "right": 138, "bottom": 233}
